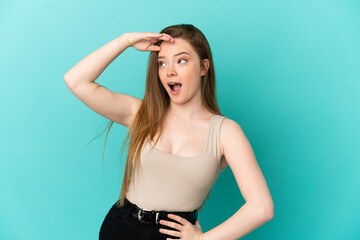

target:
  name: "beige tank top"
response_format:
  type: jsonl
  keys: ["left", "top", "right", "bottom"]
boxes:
{"left": 126, "top": 114, "right": 228, "bottom": 211}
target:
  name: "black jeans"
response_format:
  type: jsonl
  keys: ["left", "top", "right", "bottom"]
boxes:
{"left": 99, "top": 198, "right": 198, "bottom": 240}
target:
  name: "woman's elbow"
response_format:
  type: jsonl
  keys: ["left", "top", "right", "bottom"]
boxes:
{"left": 263, "top": 203, "right": 274, "bottom": 221}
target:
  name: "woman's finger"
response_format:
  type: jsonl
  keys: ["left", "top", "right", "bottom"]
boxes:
{"left": 159, "top": 228, "right": 180, "bottom": 238}
{"left": 149, "top": 32, "right": 162, "bottom": 37}
{"left": 161, "top": 33, "right": 173, "bottom": 38}
{"left": 156, "top": 33, "right": 174, "bottom": 41}
{"left": 147, "top": 45, "right": 161, "bottom": 52}
{"left": 158, "top": 33, "right": 173, "bottom": 40}
{"left": 146, "top": 34, "right": 172, "bottom": 42}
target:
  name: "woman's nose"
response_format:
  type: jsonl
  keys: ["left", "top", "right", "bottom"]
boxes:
{"left": 167, "top": 64, "right": 177, "bottom": 77}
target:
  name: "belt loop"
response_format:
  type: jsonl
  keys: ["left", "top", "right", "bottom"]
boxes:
{"left": 155, "top": 212, "right": 160, "bottom": 224}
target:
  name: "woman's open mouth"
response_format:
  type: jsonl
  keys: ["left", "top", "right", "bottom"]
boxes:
{"left": 168, "top": 82, "right": 182, "bottom": 95}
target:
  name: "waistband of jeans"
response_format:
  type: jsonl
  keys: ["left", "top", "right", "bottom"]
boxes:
{"left": 124, "top": 197, "right": 198, "bottom": 224}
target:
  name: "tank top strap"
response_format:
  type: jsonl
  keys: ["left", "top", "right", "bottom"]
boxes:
{"left": 204, "top": 115, "right": 226, "bottom": 158}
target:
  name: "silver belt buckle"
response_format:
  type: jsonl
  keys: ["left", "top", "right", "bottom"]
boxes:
{"left": 137, "top": 208, "right": 146, "bottom": 223}
{"left": 137, "top": 207, "right": 160, "bottom": 224}
{"left": 137, "top": 207, "right": 151, "bottom": 223}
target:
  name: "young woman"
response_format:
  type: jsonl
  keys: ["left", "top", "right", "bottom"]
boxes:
{"left": 64, "top": 24, "right": 274, "bottom": 240}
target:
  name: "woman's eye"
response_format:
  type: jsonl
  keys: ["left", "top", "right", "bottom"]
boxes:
{"left": 158, "top": 59, "right": 186, "bottom": 67}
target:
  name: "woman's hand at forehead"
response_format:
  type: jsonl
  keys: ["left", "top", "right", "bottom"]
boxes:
{"left": 123, "top": 32, "right": 174, "bottom": 52}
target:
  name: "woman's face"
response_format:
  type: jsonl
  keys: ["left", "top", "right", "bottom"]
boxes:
{"left": 157, "top": 38, "right": 208, "bottom": 102}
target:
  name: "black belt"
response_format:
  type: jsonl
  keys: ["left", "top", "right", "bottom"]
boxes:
{"left": 125, "top": 198, "right": 198, "bottom": 224}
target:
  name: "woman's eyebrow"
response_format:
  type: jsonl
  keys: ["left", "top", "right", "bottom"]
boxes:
{"left": 158, "top": 51, "right": 191, "bottom": 59}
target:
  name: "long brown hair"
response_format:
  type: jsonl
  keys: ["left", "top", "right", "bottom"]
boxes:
{"left": 90, "top": 24, "right": 223, "bottom": 212}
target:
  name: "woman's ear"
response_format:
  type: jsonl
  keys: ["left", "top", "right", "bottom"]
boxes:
{"left": 200, "top": 59, "right": 210, "bottom": 76}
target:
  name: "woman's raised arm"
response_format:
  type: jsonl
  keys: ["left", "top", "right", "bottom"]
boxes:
{"left": 63, "top": 33, "right": 173, "bottom": 128}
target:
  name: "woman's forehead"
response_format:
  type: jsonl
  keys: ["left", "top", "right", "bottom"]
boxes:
{"left": 158, "top": 38, "right": 195, "bottom": 57}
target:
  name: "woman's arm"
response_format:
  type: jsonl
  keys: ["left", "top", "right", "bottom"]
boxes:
{"left": 63, "top": 32, "right": 173, "bottom": 128}
{"left": 63, "top": 34, "right": 141, "bottom": 127}
{"left": 203, "top": 118, "right": 274, "bottom": 240}
{"left": 64, "top": 34, "right": 130, "bottom": 88}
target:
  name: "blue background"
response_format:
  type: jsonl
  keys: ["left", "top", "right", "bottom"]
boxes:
{"left": 1, "top": 0, "right": 359, "bottom": 239}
